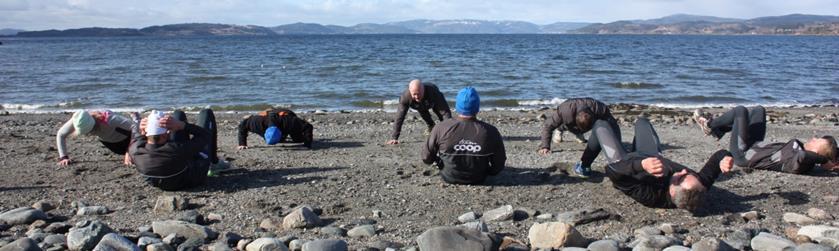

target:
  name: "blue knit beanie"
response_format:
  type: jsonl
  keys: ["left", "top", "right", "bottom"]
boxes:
{"left": 455, "top": 87, "right": 480, "bottom": 116}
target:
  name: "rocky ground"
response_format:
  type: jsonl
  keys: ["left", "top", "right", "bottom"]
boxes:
{"left": 0, "top": 105, "right": 838, "bottom": 251}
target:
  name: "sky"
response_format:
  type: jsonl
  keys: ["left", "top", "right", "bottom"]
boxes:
{"left": 1, "top": 0, "right": 839, "bottom": 30}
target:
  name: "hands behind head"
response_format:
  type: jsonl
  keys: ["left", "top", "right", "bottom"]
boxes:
{"left": 719, "top": 156, "right": 734, "bottom": 173}
{"left": 386, "top": 139, "right": 399, "bottom": 145}
{"left": 642, "top": 157, "right": 665, "bottom": 177}
{"left": 158, "top": 115, "right": 185, "bottom": 131}
{"left": 537, "top": 148, "right": 550, "bottom": 156}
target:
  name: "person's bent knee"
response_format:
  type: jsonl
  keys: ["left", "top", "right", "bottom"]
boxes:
{"left": 733, "top": 106, "right": 748, "bottom": 114}
{"left": 751, "top": 106, "right": 765, "bottom": 114}
{"left": 172, "top": 110, "right": 187, "bottom": 122}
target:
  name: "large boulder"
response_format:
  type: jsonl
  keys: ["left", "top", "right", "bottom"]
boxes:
{"left": 750, "top": 232, "right": 795, "bottom": 251}
{"left": 301, "top": 239, "right": 348, "bottom": 251}
{"left": 245, "top": 238, "right": 289, "bottom": 251}
{"left": 0, "top": 207, "right": 48, "bottom": 225}
{"left": 151, "top": 220, "right": 218, "bottom": 241}
{"left": 0, "top": 238, "right": 41, "bottom": 251}
{"left": 798, "top": 225, "right": 839, "bottom": 248}
{"left": 528, "top": 222, "right": 587, "bottom": 249}
{"left": 416, "top": 226, "right": 494, "bottom": 251}
{"left": 92, "top": 233, "right": 141, "bottom": 251}
{"left": 67, "top": 220, "right": 114, "bottom": 251}
{"left": 282, "top": 208, "right": 321, "bottom": 229}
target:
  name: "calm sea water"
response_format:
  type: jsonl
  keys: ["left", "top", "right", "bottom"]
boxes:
{"left": 1, "top": 35, "right": 837, "bottom": 112}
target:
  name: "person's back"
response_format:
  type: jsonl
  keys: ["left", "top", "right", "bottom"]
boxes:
{"left": 421, "top": 87, "right": 505, "bottom": 185}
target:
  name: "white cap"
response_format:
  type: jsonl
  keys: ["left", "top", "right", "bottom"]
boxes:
{"left": 145, "top": 110, "right": 168, "bottom": 136}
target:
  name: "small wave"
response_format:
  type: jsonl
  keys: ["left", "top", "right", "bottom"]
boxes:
{"left": 645, "top": 95, "right": 752, "bottom": 104}
{"left": 579, "top": 69, "right": 629, "bottom": 75}
{"left": 609, "top": 82, "right": 664, "bottom": 89}
{"left": 518, "top": 98, "right": 566, "bottom": 106}
{"left": 382, "top": 99, "right": 401, "bottom": 106}
{"left": 702, "top": 68, "right": 750, "bottom": 76}
{"left": 351, "top": 100, "right": 384, "bottom": 108}
{"left": 188, "top": 75, "right": 228, "bottom": 82}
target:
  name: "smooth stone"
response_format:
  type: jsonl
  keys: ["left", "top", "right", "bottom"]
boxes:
{"left": 146, "top": 243, "right": 174, "bottom": 251}
{"left": 528, "top": 222, "right": 587, "bottom": 249}
{"left": 282, "top": 208, "right": 321, "bottom": 229}
{"left": 175, "top": 210, "right": 202, "bottom": 224}
{"left": 795, "top": 243, "right": 833, "bottom": 251}
{"left": 416, "top": 226, "right": 494, "bottom": 251}
{"left": 0, "top": 238, "right": 41, "bottom": 251}
{"left": 457, "top": 212, "right": 479, "bottom": 223}
{"left": 347, "top": 225, "right": 376, "bottom": 238}
{"left": 67, "top": 220, "right": 114, "bottom": 251}
{"left": 77, "top": 206, "right": 110, "bottom": 216}
{"left": 797, "top": 225, "right": 839, "bottom": 247}
{"left": 209, "top": 242, "right": 233, "bottom": 251}
{"left": 138, "top": 237, "right": 162, "bottom": 249}
{"left": 176, "top": 238, "right": 202, "bottom": 251}
{"left": 807, "top": 208, "right": 834, "bottom": 221}
{"left": 658, "top": 224, "right": 677, "bottom": 235}
{"left": 554, "top": 208, "right": 616, "bottom": 226}
{"left": 260, "top": 217, "right": 283, "bottom": 231}
{"left": 661, "top": 246, "right": 690, "bottom": 251}
{"left": 632, "top": 235, "right": 680, "bottom": 250}
{"left": 560, "top": 248, "right": 587, "bottom": 251}
{"left": 482, "top": 205, "right": 514, "bottom": 222}
{"left": 784, "top": 213, "right": 818, "bottom": 226}
{"left": 220, "top": 232, "right": 243, "bottom": 246}
{"left": 0, "top": 207, "right": 48, "bottom": 225}
{"left": 151, "top": 220, "right": 217, "bottom": 241}
{"left": 513, "top": 207, "right": 538, "bottom": 221}
{"left": 301, "top": 239, "right": 348, "bottom": 251}
{"left": 93, "top": 233, "right": 141, "bottom": 251}
{"left": 741, "top": 211, "right": 760, "bottom": 221}
{"left": 723, "top": 229, "right": 753, "bottom": 250}
{"left": 587, "top": 239, "right": 620, "bottom": 251}
{"left": 535, "top": 213, "right": 554, "bottom": 221}
{"left": 43, "top": 234, "right": 66, "bottom": 247}
{"left": 319, "top": 227, "right": 346, "bottom": 237}
{"left": 751, "top": 232, "right": 796, "bottom": 251}
{"left": 692, "top": 237, "right": 735, "bottom": 251}
{"left": 459, "top": 221, "right": 489, "bottom": 233}
{"left": 206, "top": 213, "right": 223, "bottom": 222}
{"left": 634, "top": 226, "right": 663, "bottom": 238}
{"left": 162, "top": 234, "right": 183, "bottom": 246}
{"left": 288, "top": 240, "right": 303, "bottom": 251}
{"left": 237, "top": 239, "right": 252, "bottom": 251}
{"left": 246, "top": 238, "right": 289, "bottom": 251}
{"left": 44, "top": 223, "right": 72, "bottom": 234}
{"left": 153, "top": 196, "right": 188, "bottom": 214}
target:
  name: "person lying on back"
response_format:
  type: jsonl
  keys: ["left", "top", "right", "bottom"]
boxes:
{"left": 693, "top": 105, "right": 837, "bottom": 174}
{"left": 422, "top": 87, "right": 506, "bottom": 185}
{"left": 238, "top": 108, "right": 314, "bottom": 149}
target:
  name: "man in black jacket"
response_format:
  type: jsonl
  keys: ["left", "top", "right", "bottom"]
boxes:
{"left": 693, "top": 106, "right": 837, "bottom": 174}
{"left": 237, "top": 108, "right": 313, "bottom": 150}
{"left": 593, "top": 117, "right": 733, "bottom": 211}
{"left": 387, "top": 79, "right": 452, "bottom": 145}
{"left": 422, "top": 87, "right": 506, "bottom": 184}
{"left": 538, "top": 98, "right": 618, "bottom": 178}
{"left": 130, "top": 109, "right": 230, "bottom": 191}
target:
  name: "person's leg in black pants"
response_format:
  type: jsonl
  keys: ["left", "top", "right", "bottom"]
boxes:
{"left": 583, "top": 119, "right": 627, "bottom": 165}
{"left": 417, "top": 108, "right": 436, "bottom": 131}
{"left": 196, "top": 109, "right": 218, "bottom": 164}
{"left": 630, "top": 117, "right": 662, "bottom": 156}
{"left": 708, "top": 106, "right": 765, "bottom": 166}
{"left": 170, "top": 110, "right": 189, "bottom": 143}
{"left": 580, "top": 118, "right": 623, "bottom": 166}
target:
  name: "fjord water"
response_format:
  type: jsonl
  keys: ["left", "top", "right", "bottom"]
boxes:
{"left": 1, "top": 35, "right": 837, "bottom": 112}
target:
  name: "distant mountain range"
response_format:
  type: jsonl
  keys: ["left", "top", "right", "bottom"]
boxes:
{"left": 4, "top": 14, "right": 839, "bottom": 37}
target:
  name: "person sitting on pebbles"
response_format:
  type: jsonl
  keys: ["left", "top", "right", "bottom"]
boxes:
{"left": 596, "top": 116, "right": 733, "bottom": 212}
{"left": 386, "top": 79, "right": 452, "bottom": 145}
{"left": 538, "top": 98, "right": 619, "bottom": 179}
{"left": 56, "top": 110, "right": 136, "bottom": 167}
{"left": 130, "top": 109, "right": 231, "bottom": 191}
{"left": 237, "top": 108, "right": 313, "bottom": 149}
{"left": 421, "top": 87, "right": 506, "bottom": 185}
{"left": 693, "top": 106, "right": 837, "bottom": 174}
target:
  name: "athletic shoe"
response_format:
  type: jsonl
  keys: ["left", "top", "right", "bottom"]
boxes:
{"left": 567, "top": 162, "right": 590, "bottom": 179}
{"left": 692, "top": 109, "right": 713, "bottom": 136}
{"left": 207, "top": 160, "right": 231, "bottom": 177}
{"left": 573, "top": 133, "right": 588, "bottom": 144}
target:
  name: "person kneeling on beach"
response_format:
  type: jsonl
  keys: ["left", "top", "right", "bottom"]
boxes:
{"left": 237, "top": 108, "right": 314, "bottom": 150}
{"left": 598, "top": 117, "right": 733, "bottom": 212}
{"left": 130, "top": 109, "right": 231, "bottom": 191}
{"left": 693, "top": 106, "right": 837, "bottom": 174}
{"left": 421, "top": 87, "right": 506, "bottom": 185}
{"left": 538, "top": 98, "right": 619, "bottom": 179}
{"left": 56, "top": 110, "right": 136, "bottom": 167}
{"left": 386, "top": 79, "right": 452, "bottom": 145}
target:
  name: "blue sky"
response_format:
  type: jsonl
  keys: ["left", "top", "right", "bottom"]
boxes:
{"left": 2, "top": 0, "right": 838, "bottom": 30}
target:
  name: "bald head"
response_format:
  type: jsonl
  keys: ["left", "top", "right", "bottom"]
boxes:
{"left": 409, "top": 79, "right": 425, "bottom": 102}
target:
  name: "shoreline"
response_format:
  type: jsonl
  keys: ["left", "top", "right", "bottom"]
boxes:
{"left": 0, "top": 106, "right": 837, "bottom": 250}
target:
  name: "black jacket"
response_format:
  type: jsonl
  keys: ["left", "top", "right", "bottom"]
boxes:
{"left": 605, "top": 150, "right": 730, "bottom": 208}
{"left": 391, "top": 83, "right": 452, "bottom": 140}
{"left": 238, "top": 109, "right": 313, "bottom": 146}
{"left": 540, "top": 98, "right": 613, "bottom": 149}
{"left": 746, "top": 139, "right": 829, "bottom": 174}
{"left": 422, "top": 118, "right": 506, "bottom": 184}
{"left": 130, "top": 124, "right": 209, "bottom": 178}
